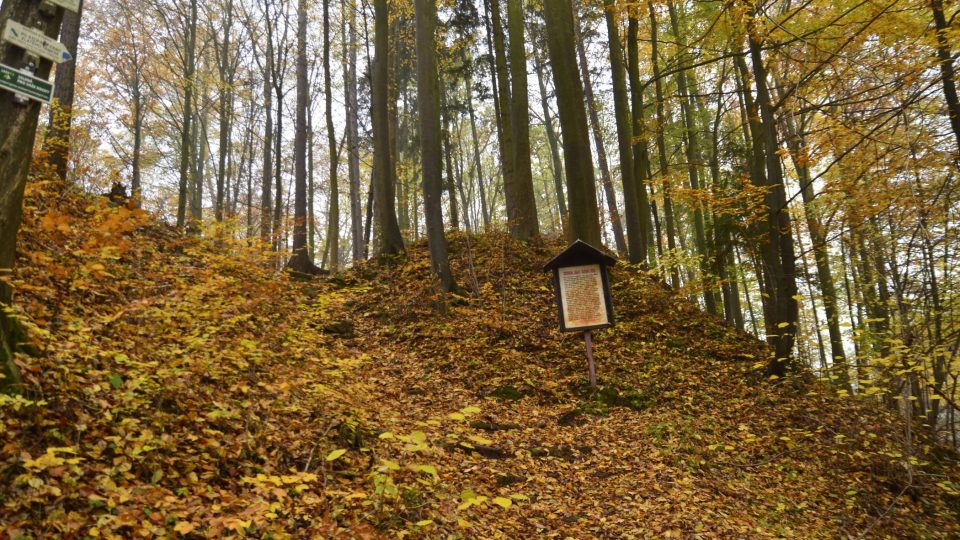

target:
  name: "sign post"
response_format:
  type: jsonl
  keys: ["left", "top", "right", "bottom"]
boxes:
{"left": 544, "top": 240, "right": 617, "bottom": 387}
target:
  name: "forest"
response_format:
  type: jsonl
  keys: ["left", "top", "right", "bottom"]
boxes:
{"left": 2, "top": 0, "right": 960, "bottom": 536}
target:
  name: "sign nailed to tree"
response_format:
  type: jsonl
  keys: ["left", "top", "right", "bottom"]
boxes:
{"left": 0, "top": 63, "right": 53, "bottom": 103}
{"left": 544, "top": 240, "right": 616, "bottom": 332}
{"left": 2, "top": 20, "right": 73, "bottom": 63}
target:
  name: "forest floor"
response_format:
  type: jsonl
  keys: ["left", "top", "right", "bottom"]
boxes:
{"left": 2, "top": 179, "right": 960, "bottom": 539}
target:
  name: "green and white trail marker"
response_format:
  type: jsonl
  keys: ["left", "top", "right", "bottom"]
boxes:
{"left": 0, "top": 63, "right": 53, "bottom": 103}
{"left": 2, "top": 20, "right": 72, "bottom": 63}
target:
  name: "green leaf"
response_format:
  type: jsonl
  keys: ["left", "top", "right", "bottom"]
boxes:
{"left": 109, "top": 374, "right": 123, "bottom": 389}
{"left": 414, "top": 464, "right": 438, "bottom": 479}
{"left": 325, "top": 449, "right": 347, "bottom": 461}
{"left": 493, "top": 496, "right": 512, "bottom": 509}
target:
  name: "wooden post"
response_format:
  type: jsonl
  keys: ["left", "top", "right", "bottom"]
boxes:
{"left": 584, "top": 330, "right": 596, "bottom": 387}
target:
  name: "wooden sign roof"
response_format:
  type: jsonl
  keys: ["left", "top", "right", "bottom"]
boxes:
{"left": 543, "top": 239, "right": 618, "bottom": 272}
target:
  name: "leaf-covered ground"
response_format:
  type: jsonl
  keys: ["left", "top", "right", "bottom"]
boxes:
{"left": 2, "top": 180, "right": 959, "bottom": 538}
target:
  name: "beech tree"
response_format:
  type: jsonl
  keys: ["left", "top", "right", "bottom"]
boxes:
{"left": 543, "top": 0, "right": 601, "bottom": 246}
{"left": 415, "top": 0, "right": 455, "bottom": 292}
{"left": 285, "top": 0, "right": 319, "bottom": 274}
{"left": 371, "top": 0, "right": 404, "bottom": 258}
{"left": 0, "top": 0, "right": 66, "bottom": 388}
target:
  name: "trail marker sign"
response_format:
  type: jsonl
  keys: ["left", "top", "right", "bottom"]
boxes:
{"left": 0, "top": 63, "right": 53, "bottom": 103}
{"left": 2, "top": 20, "right": 72, "bottom": 63}
{"left": 544, "top": 240, "right": 617, "bottom": 387}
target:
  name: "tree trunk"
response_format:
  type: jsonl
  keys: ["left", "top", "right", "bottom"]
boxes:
{"left": 0, "top": 0, "right": 65, "bottom": 390}
{"left": 131, "top": 81, "right": 143, "bottom": 205}
{"left": 482, "top": 0, "right": 505, "bottom": 200}
{"left": 345, "top": 0, "right": 363, "bottom": 261}
{"left": 415, "top": 0, "right": 456, "bottom": 293}
{"left": 190, "top": 105, "right": 206, "bottom": 225}
{"left": 261, "top": 35, "right": 274, "bottom": 243}
{"left": 627, "top": 11, "right": 653, "bottom": 265}
{"left": 667, "top": 1, "right": 716, "bottom": 315}
{"left": 177, "top": 0, "right": 198, "bottom": 229}
{"left": 372, "top": 0, "right": 405, "bottom": 258}
{"left": 286, "top": 0, "right": 319, "bottom": 274}
{"left": 648, "top": 0, "right": 679, "bottom": 286}
{"left": 747, "top": 29, "right": 800, "bottom": 375}
{"left": 543, "top": 0, "right": 602, "bottom": 246}
{"left": 324, "top": 0, "right": 339, "bottom": 273}
{"left": 533, "top": 49, "right": 568, "bottom": 234}
{"left": 44, "top": 0, "right": 84, "bottom": 182}
{"left": 441, "top": 88, "right": 460, "bottom": 230}
{"left": 490, "top": 0, "right": 514, "bottom": 228}
{"left": 308, "top": 110, "right": 316, "bottom": 258}
{"left": 931, "top": 0, "right": 960, "bottom": 155}
{"left": 781, "top": 107, "right": 850, "bottom": 388}
{"left": 573, "top": 2, "right": 625, "bottom": 253}
{"left": 465, "top": 69, "right": 491, "bottom": 229}
{"left": 214, "top": 0, "right": 234, "bottom": 223}
{"left": 604, "top": 0, "right": 644, "bottom": 264}
{"left": 505, "top": 0, "right": 539, "bottom": 240}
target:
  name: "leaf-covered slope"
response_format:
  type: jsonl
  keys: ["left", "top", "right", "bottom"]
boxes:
{"left": 2, "top": 180, "right": 958, "bottom": 538}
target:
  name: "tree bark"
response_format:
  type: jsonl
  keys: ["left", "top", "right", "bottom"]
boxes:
{"left": 543, "top": 0, "right": 602, "bottom": 246}
{"left": 931, "top": 0, "right": 960, "bottom": 155}
{"left": 415, "top": 0, "right": 456, "bottom": 293}
{"left": 44, "top": 0, "right": 84, "bottom": 182}
{"left": 324, "top": 0, "right": 339, "bottom": 272}
{"left": 0, "top": 0, "right": 65, "bottom": 390}
{"left": 465, "top": 69, "right": 491, "bottom": 229}
{"left": 490, "top": 0, "right": 514, "bottom": 228}
{"left": 177, "top": 0, "right": 198, "bottom": 229}
{"left": 747, "top": 29, "right": 800, "bottom": 375}
{"left": 533, "top": 49, "right": 568, "bottom": 234}
{"left": 505, "top": 0, "right": 539, "bottom": 240}
{"left": 626, "top": 11, "right": 653, "bottom": 265}
{"left": 573, "top": 1, "right": 625, "bottom": 253}
{"left": 345, "top": 0, "right": 363, "bottom": 261}
{"left": 604, "top": 0, "right": 645, "bottom": 264}
{"left": 261, "top": 26, "right": 274, "bottom": 243}
{"left": 648, "top": 0, "right": 679, "bottom": 286}
{"left": 667, "top": 1, "right": 716, "bottom": 314}
{"left": 286, "top": 0, "right": 319, "bottom": 274}
{"left": 214, "top": 0, "right": 234, "bottom": 223}
{"left": 372, "top": 0, "right": 405, "bottom": 258}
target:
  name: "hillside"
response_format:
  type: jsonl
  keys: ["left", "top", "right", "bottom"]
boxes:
{"left": 1, "top": 179, "right": 959, "bottom": 539}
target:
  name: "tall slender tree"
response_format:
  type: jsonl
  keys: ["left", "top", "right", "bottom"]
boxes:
{"left": 505, "top": 0, "right": 539, "bottom": 240}
{"left": 324, "top": 0, "right": 340, "bottom": 272}
{"left": 176, "top": 0, "right": 198, "bottom": 229}
{"left": 543, "top": 0, "right": 601, "bottom": 246}
{"left": 44, "top": 0, "right": 84, "bottom": 182}
{"left": 604, "top": 0, "right": 645, "bottom": 264}
{"left": 415, "top": 0, "right": 456, "bottom": 292}
{"left": 286, "top": 0, "right": 319, "bottom": 274}
{"left": 572, "top": 1, "right": 626, "bottom": 253}
{"left": 372, "top": 0, "right": 405, "bottom": 258}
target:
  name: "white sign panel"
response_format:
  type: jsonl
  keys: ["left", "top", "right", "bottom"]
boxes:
{"left": 2, "top": 20, "right": 72, "bottom": 63}
{"left": 558, "top": 264, "right": 609, "bottom": 330}
{"left": 47, "top": 0, "right": 82, "bottom": 12}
